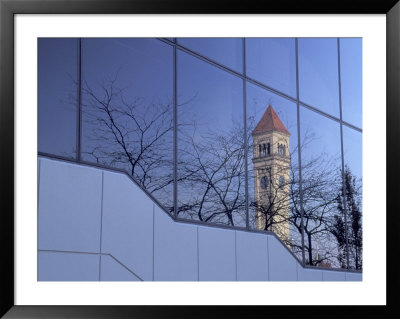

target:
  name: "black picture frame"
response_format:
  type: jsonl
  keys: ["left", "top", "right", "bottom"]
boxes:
{"left": 1, "top": 0, "right": 399, "bottom": 317}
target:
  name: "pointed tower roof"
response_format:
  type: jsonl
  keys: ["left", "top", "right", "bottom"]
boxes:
{"left": 252, "top": 105, "right": 290, "bottom": 135}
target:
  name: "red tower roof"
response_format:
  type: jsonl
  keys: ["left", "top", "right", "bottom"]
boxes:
{"left": 252, "top": 105, "right": 290, "bottom": 135}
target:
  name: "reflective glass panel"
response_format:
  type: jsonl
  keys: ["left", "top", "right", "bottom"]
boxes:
{"left": 81, "top": 38, "right": 174, "bottom": 211}
{"left": 246, "top": 83, "right": 298, "bottom": 254}
{"left": 300, "top": 107, "right": 342, "bottom": 268}
{"left": 341, "top": 125, "right": 362, "bottom": 270}
{"left": 340, "top": 38, "right": 362, "bottom": 128}
{"left": 177, "top": 50, "right": 245, "bottom": 226}
{"left": 298, "top": 38, "right": 340, "bottom": 117}
{"left": 178, "top": 38, "right": 243, "bottom": 73}
{"left": 246, "top": 38, "right": 297, "bottom": 98}
{"left": 38, "top": 38, "right": 78, "bottom": 158}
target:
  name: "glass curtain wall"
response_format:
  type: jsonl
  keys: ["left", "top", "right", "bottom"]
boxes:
{"left": 38, "top": 37, "right": 362, "bottom": 270}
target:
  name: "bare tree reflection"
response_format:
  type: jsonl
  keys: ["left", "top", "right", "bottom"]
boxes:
{"left": 79, "top": 73, "right": 361, "bottom": 269}
{"left": 81, "top": 73, "right": 174, "bottom": 210}
{"left": 177, "top": 124, "right": 246, "bottom": 225}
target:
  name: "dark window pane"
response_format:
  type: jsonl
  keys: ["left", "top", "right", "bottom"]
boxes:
{"left": 246, "top": 38, "right": 297, "bottom": 98}
{"left": 81, "top": 38, "right": 174, "bottom": 211}
{"left": 178, "top": 38, "right": 243, "bottom": 73}
{"left": 300, "top": 107, "right": 342, "bottom": 268}
{"left": 340, "top": 38, "right": 362, "bottom": 128}
{"left": 298, "top": 38, "right": 340, "bottom": 117}
{"left": 246, "top": 82, "right": 297, "bottom": 249}
{"left": 38, "top": 38, "right": 78, "bottom": 158}
{"left": 177, "top": 50, "right": 245, "bottom": 226}
{"left": 342, "top": 126, "right": 362, "bottom": 269}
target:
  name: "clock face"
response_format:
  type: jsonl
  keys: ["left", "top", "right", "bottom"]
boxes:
{"left": 260, "top": 176, "right": 268, "bottom": 189}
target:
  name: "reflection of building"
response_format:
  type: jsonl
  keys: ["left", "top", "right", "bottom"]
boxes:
{"left": 252, "top": 105, "right": 290, "bottom": 242}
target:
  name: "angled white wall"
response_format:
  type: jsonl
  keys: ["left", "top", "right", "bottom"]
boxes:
{"left": 297, "top": 267, "right": 323, "bottom": 281}
{"left": 100, "top": 255, "right": 141, "bottom": 281}
{"left": 198, "top": 226, "right": 236, "bottom": 281}
{"left": 236, "top": 231, "right": 269, "bottom": 281}
{"left": 101, "top": 171, "right": 154, "bottom": 281}
{"left": 37, "top": 157, "right": 362, "bottom": 282}
{"left": 322, "top": 270, "right": 347, "bottom": 281}
{"left": 345, "top": 272, "right": 362, "bottom": 281}
{"left": 154, "top": 206, "right": 198, "bottom": 281}
{"left": 38, "top": 158, "right": 102, "bottom": 253}
{"left": 268, "top": 235, "right": 299, "bottom": 281}
{"left": 38, "top": 251, "right": 100, "bottom": 281}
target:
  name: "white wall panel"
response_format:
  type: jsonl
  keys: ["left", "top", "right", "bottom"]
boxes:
{"left": 38, "top": 158, "right": 102, "bottom": 252}
{"left": 100, "top": 254, "right": 141, "bottom": 281}
{"left": 322, "top": 270, "right": 346, "bottom": 281}
{"left": 297, "top": 267, "right": 323, "bottom": 281}
{"left": 154, "top": 207, "right": 198, "bottom": 281}
{"left": 198, "top": 226, "right": 236, "bottom": 281}
{"left": 345, "top": 272, "right": 362, "bottom": 281}
{"left": 236, "top": 231, "right": 269, "bottom": 281}
{"left": 268, "top": 235, "right": 298, "bottom": 281}
{"left": 101, "top": 171, "right": 154, "bottom": 281}
{"left": 38, "top": 251, "right": 99, "bottom": 281}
